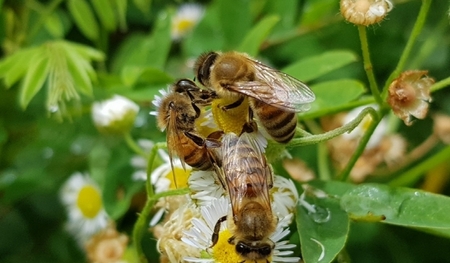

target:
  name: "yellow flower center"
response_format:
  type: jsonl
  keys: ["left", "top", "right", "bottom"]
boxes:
{"left": 212, "top": 97, "right": 250, "bottom": 135}
{"left": 77, "top": 185, "right": 103, "bottom": 219}
{"left": 212, "top": 229, "right": 272, "bottom": 263}
{"left": 175, "top": 19, "right": 195, "bottom": 33}
{"left": 167, "top": 167, "right": 190, "bottom": 189}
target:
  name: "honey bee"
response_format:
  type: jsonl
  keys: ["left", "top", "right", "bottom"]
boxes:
{"left": 195, "top": 51, "right": 315, "bottom": 143}
{"left": 211, "top": 132, "right": 276, "bottom": 262}
{"left": 156, "top": 79, "right": 221, "bottom": 173}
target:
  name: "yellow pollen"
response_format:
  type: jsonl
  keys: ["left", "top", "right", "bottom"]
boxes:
{"left": 167, "top": 167, "right": 190, "bottom": 189}
{"left": 176, "top": 19, "right": 195, "bottom": 33}
{"left": 212, "top": 97, "right": 250, "bottom": 135}
{"left": 212, "top": 229, "right": 272, "bottom": 263}
{"left": 77, "top": 185, "right": 102, "bottom": 219}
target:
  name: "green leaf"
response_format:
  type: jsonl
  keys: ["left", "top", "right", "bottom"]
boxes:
{"left": 64, "top": 41, "right": 105, "bottom": 61}
{"left": 19, "top": 51, "right": 50, "bottom": 109}
{"left": 300, "top": 0, "right": 337, "bottom": 27}
{"left": 133, "top": 0, "right": 151, "bottom": 14}
{"left": 0, "top": 48, "right": 37, "bottom": 88}
{"left": 237, "top": 15, "right": 280, "bottom": 57}
{"left": 283, "top": 50, "right": 358, "bottom": 82}
{"left": 121, "top": 66, "right": 174, "bottom": 87}
{"left": 307, "top": 79, "right": 366, "bottom": 111}
{"left": 44, "top": 13, "right": 64, "bottom": 38}
{"left": 113, "top": 0, "right": 128, "bottom": 31}
{"left": 341, "top": 184, "right": 450, "bottom": 231}
{"left": 182, "top": 2, "right": 224, "bottom": 57}
{"left": 298, "top": 189, "right": 350, "bottom": 263}
{"left": 146, "top": 11, "right": 172, "bottom": 69}
{"left": 217, "top": 0, "right": 251, "bottom": 49}
{"left": 64, "top": 49, "right": 94, "bottom": 96}
{"left": 91, "top": 0, "right": 117, "bottom": 31}
{"left": 67, "top": 0, "right": 99, "bottom": 41}
{"left": 264, "top": 0, "right": 297, "bottom": 36}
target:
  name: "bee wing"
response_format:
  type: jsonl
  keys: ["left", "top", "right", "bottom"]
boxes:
{"left": 221, "top": 132, "right": 272, "bottom": 216}
{"left": 166, "top": 107, "right": 187, "bottom": 172}
{"left": 231, "top": 58, "right": 315, "bottom": 112}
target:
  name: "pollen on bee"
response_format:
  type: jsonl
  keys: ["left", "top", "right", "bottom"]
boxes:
{"left": 212, "top": 97, "right": 250, "bottom": 135}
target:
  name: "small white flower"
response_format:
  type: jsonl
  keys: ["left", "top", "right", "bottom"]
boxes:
{"left": 342, "top": 105, "right": 388, "bottom": 149}
{"left": 92, "top": 95, "right": 139, "bottom": 134}
{"left": 145, "top": 149, "right": 192, "bottom": 226}
{"left": 60, "top": 172, "right": 109, "bottom": 245}
{"left": 171, "top": 3, "right": 205, "bottom": 40}
{"left": 182, "top": 197, "right": 299, "bottom": 263}
{"left": 149, "top": 87, "right": 170, "bottom": 120}
{"left": 188, "top": 170, "right": 225, "bottom": 206}
{"left": 271, "top": 176, "right": 299, "bottom": 221}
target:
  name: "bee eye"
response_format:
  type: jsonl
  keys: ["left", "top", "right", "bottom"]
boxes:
{"left": 198, "top": 52, "right": 217, "bottom": 86}
{"left": 260, "top": 245, "right": 272, "bottom": 256}
{"left": 235, "top": 242, "right": 250, "bottom": 255}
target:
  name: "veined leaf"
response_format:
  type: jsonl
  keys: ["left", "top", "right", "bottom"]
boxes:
{"left": 237, "top": 15, "right": 280, "bottom": 57}
{"left": 341, "top": 184, "right": 450, "bottom": 231}
{"left": 283, "top": 50, "right": 358, "bottom": 82}
{"left": 297, "top": 189, "right": 350, "bottom": 263}
{"left": 19, "top": 50, "right": 50, "bottom": 109}
{"left": 64, "top": 49, "right": 94, "bottom": 96}
{"left": 67, "top": 0, "right": 99, "bottom": 41}
{"left": 92, "top": 0, "right": 117, "bottom": 31}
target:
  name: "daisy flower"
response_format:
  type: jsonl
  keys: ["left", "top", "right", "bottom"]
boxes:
{"left": 171, "top": 3, "right": 205, "bottom": 40}
{"left": 60, "top": 172, "right": 109, "bottom": 245}
{"left": 181, "top": 197, "right": 300, "bottom": 263}
{"left": 91, "top": 95, "right": 139, "bottom": 135}
{"left": 144, "top": 148, "right": 192, "bottom": 226}
{"left": 188, "top": 170, "right": 225, "bottom": 206}
{"left": 271, "top": 176, "right": 299, "bottom": 221}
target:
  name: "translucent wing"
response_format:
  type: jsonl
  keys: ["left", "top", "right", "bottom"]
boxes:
{"left": 227, "top": 57, "right": 315, "bottom": 112}
{"left": 166, "top": 106, "right": 187, "bottom": 172}
{"left": 221, "top": 132, "right": 272, "bottom": 216}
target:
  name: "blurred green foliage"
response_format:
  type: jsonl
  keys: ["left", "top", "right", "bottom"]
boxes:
{"left": 0, "top": 0, "right": 450, "bottom": 263}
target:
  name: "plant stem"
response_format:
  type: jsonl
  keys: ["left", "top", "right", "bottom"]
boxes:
{"left": 389, "top": 145, "right": 450, "bottom": 187}
{"left": 299, "top": 96, "right": 375, "bottom": 120}
{"left": 431, "top": 76, "right": 450, "bottom": 93}
{"left": 381, "top": 0, "right": 432, "bottom": 99}
{"left": 304, "top": 120, "right": 331, "bottom": 180}
{"left": 124, "top": 133, "right": 147, "bottom": 157}
{"left": 357, "top": 25, "right": 382, "bottom": 106}
{"left": 290, "top": 107, "right": 378, "bottom": 147}
{"left": 27, "top": 0, "right": 63, "bottom": 42}
{"left": 132, "top": 142, "right": 165, "bottom": 262}
{"left": 337, "top": 108, "right": 382, "bottom": 181}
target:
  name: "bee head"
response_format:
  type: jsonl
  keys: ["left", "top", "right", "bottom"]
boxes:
{"left": 234, "top": 240, "right": 273, "bottom": 261}
{"left": 195, "top": 51, "right": 218, "bottom": 87}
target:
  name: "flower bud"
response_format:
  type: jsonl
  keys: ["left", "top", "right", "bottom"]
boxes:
{"left": 387, "top": 70, "right": 433, "bottom": 126}
{"left": 340, "top": 0, "right": 393, "bottom": 26}
{"left": 92, "top": 95, "right": 139, "bottom": 135}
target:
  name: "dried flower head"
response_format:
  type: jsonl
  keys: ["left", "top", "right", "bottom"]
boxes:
{"left": 433, "top": 113, "right": 450, "bottom": 144}
{"left": 387, "top": 70, "right": 434, "bottom": 126}
{"left": 85, "top": 224, "right": 128, "bottom": 263}
{"left": 340, "top": 0, "right": 393, "bottom": 26}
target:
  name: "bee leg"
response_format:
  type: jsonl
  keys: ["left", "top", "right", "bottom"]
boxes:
{"left": 240, "top": 107, "right": 257, "bottom": 134}
{"left": 221, "top": 96, "right": 244, "bottom": 111}
{"left": 211, "top": 216, "right": 227, "bottom": 247}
